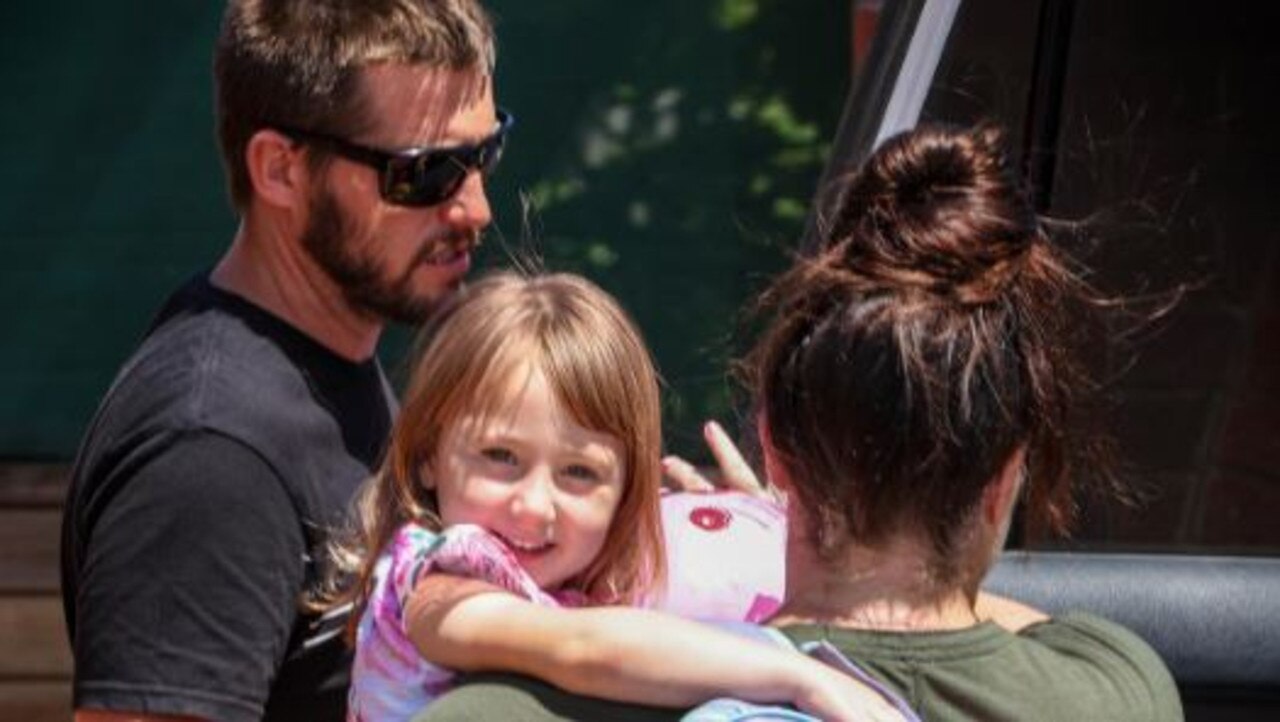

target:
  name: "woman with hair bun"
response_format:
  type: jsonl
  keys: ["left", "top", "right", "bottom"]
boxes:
{"left": 732, "top": 123, "right": 1181, "bottom": 720}
{"left": 413, "top": 124, "right": 1183, "bottom": 721}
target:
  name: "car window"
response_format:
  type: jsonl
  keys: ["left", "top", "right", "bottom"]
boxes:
{"left": 841, "top": 0, "right": 1280, "bottom": 553}
{"left": 1045, "top": 1, "right": 1279, "bottom": 552}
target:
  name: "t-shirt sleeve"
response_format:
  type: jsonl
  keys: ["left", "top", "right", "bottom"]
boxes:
{"left": 348, "top": 524, "right": 569, "bottom": 720}
{"left": 71, "top": 431, "right": 306, "bottom": 722}
{"left": 1022, "top": 612, "right": 1185, "bottom": 722}
{"left": 387, "top": 523, "right": 562, "bottom": 614}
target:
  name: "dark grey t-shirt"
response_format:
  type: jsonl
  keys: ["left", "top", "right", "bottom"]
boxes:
{"left": 61, "top": 275, "right": 395, "bottom": 722}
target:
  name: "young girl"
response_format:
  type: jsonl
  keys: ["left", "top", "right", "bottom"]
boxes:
{"left": 325, "top": 271, "right": 905, "bottom": 722}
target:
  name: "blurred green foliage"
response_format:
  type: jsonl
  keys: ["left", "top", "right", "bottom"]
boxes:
{"left": 0, "top": 1, "right": 848, "bottom": 458}
{"left": 482, "top": 0, "right": 848, "bottom": 457}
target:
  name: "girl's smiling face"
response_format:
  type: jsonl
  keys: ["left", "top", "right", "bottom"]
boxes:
{"left": 426, "top": 364, "right": 626, "bottom": 591}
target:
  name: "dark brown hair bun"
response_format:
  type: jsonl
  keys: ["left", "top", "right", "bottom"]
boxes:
{"left": 749, "top": 124, "right": 1120, "bottom": 586}
{"left": 827, "top": 125, "right": 1037, "bottom": 306}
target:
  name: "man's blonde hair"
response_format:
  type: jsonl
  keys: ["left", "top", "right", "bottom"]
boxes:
{"left": 215, "top": 0, "right": 496, "bottom": 210}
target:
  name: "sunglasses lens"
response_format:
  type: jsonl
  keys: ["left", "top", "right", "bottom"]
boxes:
{"left": 416, "top": 153, "right": 468, "bottom": 205}
{"left": 379, "top": 116, "right": 510, "bottom": 207}
{"left": 477, "top": 133, "right": 506, "bottom": 174}
{"left": 381, "top": 154, "right": 464, "bottom": 206}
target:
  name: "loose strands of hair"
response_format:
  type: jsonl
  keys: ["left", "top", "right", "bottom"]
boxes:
{"left": 746, "top": 124, "right": 1129, "bottom": 586}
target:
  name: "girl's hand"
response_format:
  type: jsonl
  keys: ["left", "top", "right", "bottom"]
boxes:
{"left": 793, "top": 663, "right": 910, "bottom": 722}
{"left": 662, "top": 420, "right": 771, "bottom": 498}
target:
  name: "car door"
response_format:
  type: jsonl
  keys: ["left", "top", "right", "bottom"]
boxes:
{"left": 816, "top": 2, "right": 1280, "bottom": 719}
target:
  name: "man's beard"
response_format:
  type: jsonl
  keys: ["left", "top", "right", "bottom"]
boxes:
{"left": 300, "top": 186, "right": 470, "bottom": 326}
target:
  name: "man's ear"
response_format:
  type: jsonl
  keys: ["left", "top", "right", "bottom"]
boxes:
{"left": 981, "top": 446, "right": 1027, "bottom": 528}
{"left": 244, "top": 128, "right": 310, "bottom": 210}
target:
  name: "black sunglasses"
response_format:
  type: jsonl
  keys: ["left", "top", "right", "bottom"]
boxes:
{"left": 277, "top": 109, "right": 513, "bottom": 207}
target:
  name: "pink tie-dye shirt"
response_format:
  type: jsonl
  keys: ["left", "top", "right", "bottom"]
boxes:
{"left": 346, "top": 523, "right": 587, "bottom": 722}
{"left": 347, "top": 492, "right": 787, "bottom": 721}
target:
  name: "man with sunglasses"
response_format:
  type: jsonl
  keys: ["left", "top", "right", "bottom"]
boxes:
{"left": 61, "top": 2, "right": 502, "bottom": 721}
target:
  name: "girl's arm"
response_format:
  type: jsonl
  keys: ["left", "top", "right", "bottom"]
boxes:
{"left": 404, "top": 574, "right": 905, "bottom": 722}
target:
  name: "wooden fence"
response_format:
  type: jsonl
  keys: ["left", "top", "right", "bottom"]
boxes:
{"left": 1, "top": 463, "right": 72, "bottom": 720}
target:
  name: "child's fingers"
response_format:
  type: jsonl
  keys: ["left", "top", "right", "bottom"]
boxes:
{"left": 661, "top": 455, "right": 715, "bottom": 493}
{"left": 703, "top": 421, "right": 765, "bottom": 495}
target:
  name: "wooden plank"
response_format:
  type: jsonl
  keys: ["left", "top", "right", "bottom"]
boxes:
{"left": 0, "top": 510, "right": 60, "bottom": 593}
{"left": 0, "top": 597, "right": 71, "bottom": 676}
{"left": 0, "top": 463, "right": 69, "bottom": 507}
{"left": 0, "top": 681, "right": 71, "bottom": 722}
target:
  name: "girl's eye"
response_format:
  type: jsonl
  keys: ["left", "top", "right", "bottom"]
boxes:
{"left": 563, "top": 463, "right": 601, "bottom": 482}
{"left": 480, "top": 447, "right": 518, "bottom": 465}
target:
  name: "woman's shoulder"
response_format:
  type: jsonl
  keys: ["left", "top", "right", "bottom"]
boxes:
{"left": 1020, "top": 612, "right": 1168, "bottom": 667}
{"left": 1019, "top": 612, "right": 1183, "bottom": 720}
{"left": 777, "top": 619, "right": 1182, "bottom": 721}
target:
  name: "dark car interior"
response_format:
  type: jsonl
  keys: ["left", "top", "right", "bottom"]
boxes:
{"left": 816, "top": 2, "right": 1280, "bottom": 719}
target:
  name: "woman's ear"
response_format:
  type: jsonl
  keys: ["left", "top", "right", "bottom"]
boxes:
{"left": 757, "top": 413, "right": 792, "bottom": 495}
{"left": 982, "top": 446, "right": 1027, "bottom": 528}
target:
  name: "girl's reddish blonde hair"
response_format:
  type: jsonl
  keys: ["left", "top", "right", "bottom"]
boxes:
{"left": 322, "top": 271, "right": 666, "bottom": 632}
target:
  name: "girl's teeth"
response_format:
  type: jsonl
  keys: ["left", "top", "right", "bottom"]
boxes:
{"left": 507, "top": 537, "right": 549, "bottom": 552}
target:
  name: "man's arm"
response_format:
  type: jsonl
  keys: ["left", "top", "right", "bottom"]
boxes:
{"left": 405, "top": 575, "right": 906, "bottom": 721}
{"left": 71, "top": 433, "right": 306, "bottom": 722}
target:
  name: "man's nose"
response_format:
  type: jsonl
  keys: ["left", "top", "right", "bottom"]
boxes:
{"left": 441, "top": 171, "right": 492, "bottom": 233}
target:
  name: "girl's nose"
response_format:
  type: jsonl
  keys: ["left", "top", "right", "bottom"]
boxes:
{"left": 511, "top": 469, "right": 557, "bottom": 526}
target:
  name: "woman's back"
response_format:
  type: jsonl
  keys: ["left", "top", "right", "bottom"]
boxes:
{"left": 783, "top": 614, "right": 1180, "bottom": 722}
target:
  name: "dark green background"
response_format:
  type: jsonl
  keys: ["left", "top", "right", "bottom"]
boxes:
{"left": 0, "top": 1, "right": 849, "bottom": 459}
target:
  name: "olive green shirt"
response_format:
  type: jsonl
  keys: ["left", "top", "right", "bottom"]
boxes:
{"left": 784, "top": 613, "right": 1182, "bottom": 721}
{"left": 413, "top": 612, "right": 1182, "bottom": 722}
